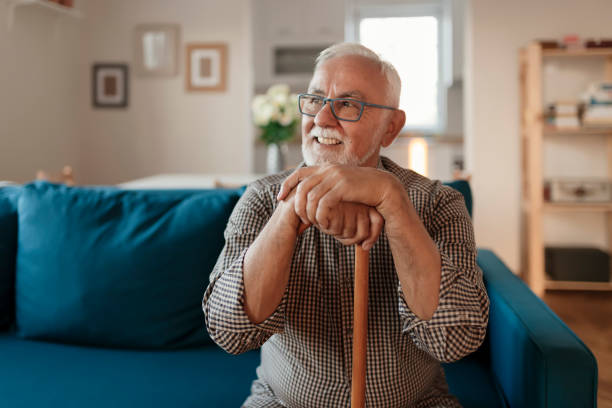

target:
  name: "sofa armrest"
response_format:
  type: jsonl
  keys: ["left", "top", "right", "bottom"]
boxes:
{"left": 477, "top": 249, "right": 598, "bottom": 408}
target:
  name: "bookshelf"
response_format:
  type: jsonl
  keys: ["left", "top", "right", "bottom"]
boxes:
{"left": 520, "top": 42, "right": 612, "bottom": 296}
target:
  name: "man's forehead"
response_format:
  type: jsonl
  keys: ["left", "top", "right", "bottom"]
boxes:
{"left": 307, "top": 86, "right": 365, "bottom": 99}
{"left": 307, "top": 55, "right": 384, "bottom": 99}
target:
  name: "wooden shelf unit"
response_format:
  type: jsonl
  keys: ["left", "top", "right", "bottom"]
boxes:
{"left": 545, "top": 280, "right": 612, "bottom": 291}
{"left": 520, "top": 42, "right": 612, "bottom": 296}
{"left": 543, "top": 126, "right": 612, "bottom": 137}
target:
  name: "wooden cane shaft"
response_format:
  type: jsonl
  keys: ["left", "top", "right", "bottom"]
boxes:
{"left": 351, "top": 246, "right": 369, "bottom": 408}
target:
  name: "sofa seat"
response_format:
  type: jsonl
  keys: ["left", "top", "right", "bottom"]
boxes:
{"left": 0, "top": 327, "right": 507, "bottom": 408}
{"left": 0, "top": 331, "right": 259, "bottom": 408}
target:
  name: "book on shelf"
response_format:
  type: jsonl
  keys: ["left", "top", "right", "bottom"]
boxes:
{"left": 545, "top": 101, "right": 581, "bottom": 129}
{"left": 583, "top": 105, "right": 612, "bottom": 127}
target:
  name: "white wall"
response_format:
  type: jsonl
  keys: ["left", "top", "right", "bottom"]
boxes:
{"left": 78, "top": 0, "right": 253, "bottom": 184}
{"left": 464, "top": 0, "right": 612, "bottom": 272}
{"left": 0, "top": 2, "right": 81, "bottom": 183}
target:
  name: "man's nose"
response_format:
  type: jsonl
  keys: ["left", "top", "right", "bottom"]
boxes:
{"left": 314, "top": 101, "right": 338, "bottom": 128}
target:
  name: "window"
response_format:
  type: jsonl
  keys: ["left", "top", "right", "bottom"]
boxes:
{"left": 350, "top": 4, "right": 447, "bottom": 132}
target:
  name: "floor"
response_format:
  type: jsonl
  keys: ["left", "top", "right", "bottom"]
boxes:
{"left": 542, "top": 291, "right": 612, "bottom": 408}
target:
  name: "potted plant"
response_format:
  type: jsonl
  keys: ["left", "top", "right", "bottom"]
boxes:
{"left": 252, "top": 84, "right": 300, "bottom": 174}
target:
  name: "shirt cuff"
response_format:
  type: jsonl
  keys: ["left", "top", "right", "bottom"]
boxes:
{"left": 206, "top": 248, "right": 287, "bottom": 335}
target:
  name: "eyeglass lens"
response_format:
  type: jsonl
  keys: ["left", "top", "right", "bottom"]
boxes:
{"left": 299, "top": 95, "right": 362, "bottom": 121}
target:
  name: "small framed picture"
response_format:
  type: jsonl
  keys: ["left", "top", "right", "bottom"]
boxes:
{"left": 92, "top": 64, "right": 129, "bottom": 108}
{"left": 134, "top": 24, "right": 180, "bottom": 77}
{"left": 186, "top": 43, "right": 227, "bottom": 92}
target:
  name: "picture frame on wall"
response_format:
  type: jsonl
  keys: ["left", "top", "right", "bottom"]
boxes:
{"left": 134, "top": 24, "right": 180, "bottom": 77}
{"left": 92, "top": 64, "right": 129, "bottom": 108}
{"left": 186, "top": 43, "right": 227, "bottom": 92}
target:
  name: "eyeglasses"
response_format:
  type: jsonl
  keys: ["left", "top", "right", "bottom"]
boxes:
{"left": 298, "top": 93, "right": 397, "bottom": 122}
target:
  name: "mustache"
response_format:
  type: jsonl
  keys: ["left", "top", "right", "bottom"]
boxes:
{"left": 309, "top": 127, "right": 344, "bottom": 141}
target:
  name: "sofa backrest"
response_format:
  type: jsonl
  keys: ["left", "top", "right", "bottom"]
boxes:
{"left": 4, "top": 182, "right": 242, "bottom": 350}
{"left": 0, "top": 186, "right": 20, "bottom": 331}
{"left": 0, "top": 179, "right": 472, "bottom": 347}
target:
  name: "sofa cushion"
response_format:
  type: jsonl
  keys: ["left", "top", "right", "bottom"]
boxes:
{"left": 0, "top": 186, "right": 20, "bottom": 330}
{"left": 15, "top": 182, "right": 240, "bottom": 349}
{"left": 0, "top": 331, "right": 259, "bottom": 408}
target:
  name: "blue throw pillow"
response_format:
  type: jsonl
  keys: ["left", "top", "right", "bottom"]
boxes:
{"left": 0, "top": 186, "right": 20, "bottom": 330}
{"left": 15, "top": 182, "right": 240, "bottom": 349}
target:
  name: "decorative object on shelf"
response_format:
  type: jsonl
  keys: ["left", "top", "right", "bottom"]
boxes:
{"left": 59, "top": 0, "right": 73, "bottom": 7}
{"left": 543, "top": 179, "right": 612, "bottom": 203}
{"left": 92, "top": 63, "right": 129, "bottom": 108}
{"left": 252, "top": 84, "right": 300, "bottom": 174}
{"left": 134, "top": 24, "right": 180, "bottom": 77}
{"left": 537, "top": 39, "right": 560, "bottom": 49}
{"left": 545, "top": 246, "right": 610, "bottom": 282}
{"left": 35, "top": 165, "right": 75, "bottom": 186}
{"left": 544, "top": 101, "right": 581, "bottom": 129}
{"left": 585, "top": 39, "right": 612, "bottom": 49}
{"left": 537, "top": 37, "right": 612, "bottom": 51}
{"left": 185, "top": 43, "right": 227, "bottom": 92}
{"left": 562, "top": 34, "right": 581, "bottom": 50}
{"left": 581, "top": 82, "right": 612, "bottom": 127}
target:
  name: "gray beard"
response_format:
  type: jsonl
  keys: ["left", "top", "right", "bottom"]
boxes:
{"left": 301, "top": 139, "right": 379, "bottom": 167}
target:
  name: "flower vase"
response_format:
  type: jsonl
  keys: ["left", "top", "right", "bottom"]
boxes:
{"left": 266, "top": 143, "right": 286, "bottom": 174}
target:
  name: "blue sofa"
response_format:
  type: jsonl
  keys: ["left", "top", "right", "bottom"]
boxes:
{"left": 0, "top": 181, "right": 597, "bottom": 407}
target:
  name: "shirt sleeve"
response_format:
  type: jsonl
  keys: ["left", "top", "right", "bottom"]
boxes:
{"left": 202, "top": 183, "right": 288, "bottom": 355}
{"left": 398, "top": 183, "right": 489, "bottom": 363}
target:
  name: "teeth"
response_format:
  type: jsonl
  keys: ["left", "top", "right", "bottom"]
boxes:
{"left": 317, "top": 136, "right": 341, "bottom": 145}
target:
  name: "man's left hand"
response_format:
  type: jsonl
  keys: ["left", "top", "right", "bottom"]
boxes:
{"left": 277, "top": 164, "right": 409, "bottom": 242}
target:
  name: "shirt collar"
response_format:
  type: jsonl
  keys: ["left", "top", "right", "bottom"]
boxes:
{"left": 296, "top": 156, "right": 386, "bottom": 171}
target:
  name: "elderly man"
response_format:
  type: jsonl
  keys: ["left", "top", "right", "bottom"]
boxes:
{"left": 203, "top": 43, "right": 489, "bottom": 408}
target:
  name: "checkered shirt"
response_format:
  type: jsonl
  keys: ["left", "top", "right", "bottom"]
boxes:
{"left": 203, "top": 156, "right": 489, "bottom": 408}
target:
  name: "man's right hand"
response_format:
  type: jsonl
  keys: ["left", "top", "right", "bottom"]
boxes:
{"left": 314, "top": 202, "right": 383, "bottom": 249}
{"left": 278, "top": 188, "right": 383, "bottom": 249}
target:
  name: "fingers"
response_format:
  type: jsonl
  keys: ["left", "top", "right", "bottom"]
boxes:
{"left": 362, "top": 208, "right": 384, "bottom": 251}
{"left": 341, "top": 209, "right": 358, "bottom": 240}
{"left": 277, "top": 165, "right": 386, "bottom": 250}
{"left": 305, "top": 183, "right": 328, "bottom": 226}
{"left": 293, "top": 172, "right": 331, "bottom": 225}
{"left": 277, "top": 167, "right": 316, "bottom": 201}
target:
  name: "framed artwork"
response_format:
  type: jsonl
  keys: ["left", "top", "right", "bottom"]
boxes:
{"left": 134, "top": 24, "right": 180, "bottom": 77}
{"left": 186, "top": 43, "right": 227, "bottom": 92}
{"left": 92, "top": 64, "right": 129, "bottom": 108}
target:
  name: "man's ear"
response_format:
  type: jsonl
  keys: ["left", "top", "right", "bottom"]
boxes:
{"left": 381, "top": 110, "right": 406, "bottom": 148}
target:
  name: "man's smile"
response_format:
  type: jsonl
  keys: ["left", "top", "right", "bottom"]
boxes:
{"left": 314, "top": 135, "right": 343, "bottom": 145}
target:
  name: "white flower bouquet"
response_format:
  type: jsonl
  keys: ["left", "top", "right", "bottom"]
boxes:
{"left": 252, "top": 84, "right": 300, "bottom": 145}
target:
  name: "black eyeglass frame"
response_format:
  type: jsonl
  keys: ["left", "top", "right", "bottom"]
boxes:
{"left": 297, "top": 93, "right": 397, "bottom": 122}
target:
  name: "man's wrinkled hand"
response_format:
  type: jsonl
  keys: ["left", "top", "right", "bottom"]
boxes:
{"left": 277, "top": 165, "right": 390, "bottom": 250}
{"left": 317, "top": 201, "right": 384, "bottom": 250}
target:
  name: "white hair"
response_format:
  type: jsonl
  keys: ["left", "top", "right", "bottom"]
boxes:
{"left": 315, "top": 42, "right": 401, "bottom": 107}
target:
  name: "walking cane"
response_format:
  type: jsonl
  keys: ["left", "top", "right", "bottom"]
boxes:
{"left": 351, "top": 245, "right": 369, "bottom": 408}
